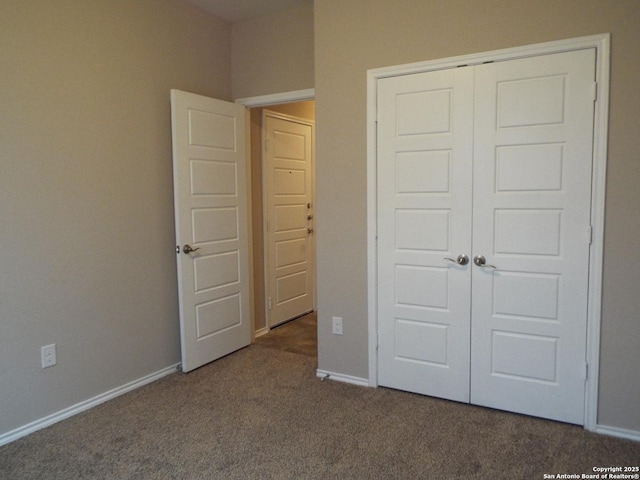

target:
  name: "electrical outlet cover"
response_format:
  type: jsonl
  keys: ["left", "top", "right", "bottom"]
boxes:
{"left": 332, "top": 316, "right": 343, "bottom": 335}
{"left": 41, "top": 344, "right": 57, "bottom": 368}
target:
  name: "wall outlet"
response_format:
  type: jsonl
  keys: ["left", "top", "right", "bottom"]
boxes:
{"left": 332, "top": 316, "right": 343, "bottom": 335}
{"left": 41, "top": 344, "right": 57, "bottom": 368}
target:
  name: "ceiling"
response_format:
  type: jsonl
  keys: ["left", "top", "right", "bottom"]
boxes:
{"left": 185, "top": 0, "right": 310, "bottom": 23}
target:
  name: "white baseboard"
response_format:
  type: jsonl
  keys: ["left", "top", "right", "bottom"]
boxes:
{"left": 316, "top": 369, "right": 370, "bottom": 387}
{"left": 254, "top": 327, "right": 269, "bottom": 338}
{"left": 595, "top": 424, "right": 640, "bottom": 443}
{"left": 0, "top": 363, "right": 179, "bottom": 447}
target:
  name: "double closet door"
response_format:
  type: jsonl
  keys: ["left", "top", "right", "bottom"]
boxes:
{"left": 376, "top": 49, "right": 596, "bottom": 425}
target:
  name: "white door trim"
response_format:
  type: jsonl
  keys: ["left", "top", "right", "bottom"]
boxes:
{"left": 235, "top": 89, "right": 315, "bottom": 107}
{"left": 366, "top": 34, "right": 610, "bottom": 432}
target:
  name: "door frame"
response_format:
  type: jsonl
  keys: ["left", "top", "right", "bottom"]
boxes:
{"left": 235, "top": 89, "right": 316, "bottom": 336}
{"left": 366, "top": 34, "right": 610, "bottom": 432}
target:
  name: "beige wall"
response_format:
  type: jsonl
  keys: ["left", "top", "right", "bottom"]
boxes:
{"left": 231, "top": 1, "right": 314, "bottom": 99}
{"left": 0, "top": 0, "right": 231, "bottom": 436}
{"left": 314, "top": 0, "right": 640, "bottom": 431}
{"left": 3, "top": 0, "right": 637, "bottom": 443}
{"left": 250, "top": 102, "right": 315, "bottom": 333}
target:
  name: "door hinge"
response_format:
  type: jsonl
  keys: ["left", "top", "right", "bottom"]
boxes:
{"left": 591, "top": 82, "right": 598, "bottom": 102}
{"left": 268, "top": 297, "right": 272, "bottom": 310}
{"left": 584, "top": 363, "right": 589, "bottom": 380}
{"left": 588, "top": 225, "right": 593, "bottom": 245}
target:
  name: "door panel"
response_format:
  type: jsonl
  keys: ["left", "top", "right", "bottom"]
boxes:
{"left": 377, "top": 49, "right": 595, "bottom": 424}
{"left": 471, "top": 50, "right": 595, "bottom": 424}
{"left": 377, "top": 67, "right": 474, "bottom": 403}
{"left": 171, "top": 90, "right": 250, "bottom": 373}
{"left": 264, "top": 112, "right": 314, "bottom": 327}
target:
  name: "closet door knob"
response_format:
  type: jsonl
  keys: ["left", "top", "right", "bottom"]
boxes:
{"left": 473, "top": 255, "right": 497, "bottom": 270}
{"left": 444, "top": 254, "right": 469, "bottom": 266}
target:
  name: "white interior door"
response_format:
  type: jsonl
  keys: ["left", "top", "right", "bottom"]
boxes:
{"left": 470, "top": 50, "right": 595, "bottom": 424}
{"left": 377, "top": 49, "right": 596, "bottom": 424}
{"left": 377, "top": 67, "right": 474, "bottom": 403}
{"left": 263, "top": 111, "right": 314, "bottom": 327}
{"left": 171, "top": 89, "right": 251, "bottom": 373}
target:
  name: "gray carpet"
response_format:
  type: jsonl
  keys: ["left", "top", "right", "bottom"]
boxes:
{"left": 1, "top": 345, "right": 638, "bottom": 479}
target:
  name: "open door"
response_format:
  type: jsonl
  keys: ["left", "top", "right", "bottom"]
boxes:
{"left": 170, "top": 89, "right": 251, "bottom": 372}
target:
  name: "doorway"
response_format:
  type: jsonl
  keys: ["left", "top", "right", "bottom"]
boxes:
{"left": 247, "top": 100, "right": 316, "bottom": 340}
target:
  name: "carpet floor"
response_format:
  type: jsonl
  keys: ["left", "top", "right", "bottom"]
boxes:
{"left": 1, "top": 343, "right": 638, "bottom": 479}
{"left": 254, "top": 312, "right": 317, "bottom": 358}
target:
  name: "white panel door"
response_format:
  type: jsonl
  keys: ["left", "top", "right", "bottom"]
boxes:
{"left": 377, "top": 67, "right": 474, "bottom": 402}
{"left": 264, "top": 112, "right": 314, "bottom": 327}
{"left": 171, "top": 90, "right": 250, "bottom": 373}
{"left": 377, "top": 49, "right": 595, "bottom": 424}
{"left": 470, "top": 50, "right": 596, "bottom": 424}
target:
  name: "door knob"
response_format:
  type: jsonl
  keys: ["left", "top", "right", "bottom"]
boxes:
{"left": 473, "top": 255, "right": 497, "bottom": 270}
{"left": 182, "top": 244, "right": 201, "bottom": 254}
{"left": 444, "top": 254, "right": 469, "bottom": 266}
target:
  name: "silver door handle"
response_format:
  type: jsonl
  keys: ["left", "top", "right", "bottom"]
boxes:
{"left": 444, "top": 254, "right": 469, "bottom": 266}
{"left": 182, "top": 244, "right": 201, "bottom": 254}
{"left": 473, "top": 255, "right": 497, "bottom": 270}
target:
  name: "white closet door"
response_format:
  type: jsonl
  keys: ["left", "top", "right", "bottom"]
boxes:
{"left": 470, "top": 49, "right": 596, "bottom": 424}
{"left": 377, "top": 67, "right": 474, "bottom": 403}
{"left": 376, "top": 48, "right": 596, "bottom": 424}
